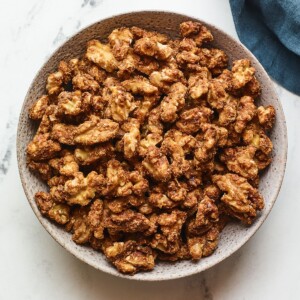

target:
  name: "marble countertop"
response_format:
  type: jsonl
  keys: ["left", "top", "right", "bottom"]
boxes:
{"left": 1, "top": 0, "right": 299, "bottom": 299}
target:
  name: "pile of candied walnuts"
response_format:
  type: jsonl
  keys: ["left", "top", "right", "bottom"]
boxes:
{"left": 27, "top": 21, "right": 275, "bottom": 275}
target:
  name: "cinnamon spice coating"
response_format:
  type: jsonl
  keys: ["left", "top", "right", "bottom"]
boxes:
{"left": 27, "top": 21, "right": 275, "bottom": 275}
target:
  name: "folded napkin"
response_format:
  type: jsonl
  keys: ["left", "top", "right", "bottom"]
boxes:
{"left": 229, "top": 0, "right": 300, "bottom": 95}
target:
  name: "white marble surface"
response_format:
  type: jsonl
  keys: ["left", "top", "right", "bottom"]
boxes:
{"left": 0, "top": 0, "right": 299, "bottom": 299}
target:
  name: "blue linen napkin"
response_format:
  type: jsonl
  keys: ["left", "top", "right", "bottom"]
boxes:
{"left": 229, "top": 0, "right": 300, "bottom": 95}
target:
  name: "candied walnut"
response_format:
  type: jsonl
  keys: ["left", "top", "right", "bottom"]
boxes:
{"left": 196, "top": 159, "right": 215, "bottom": 175}
{"left": 58, "top": 60, "right": 73, "bottom": 81}
{"left": 213, "top": 159, "right": 229, "bottom": 174}
{"left": 188, "top": 67, "right": 211, "bottom": 100}
{"left": 74, "top": 143, "right": 114, "bottom": 165}
{"left": 136, "top": 56, "right": 159, "bottom": 75}
{"left": 103, "top": 76, "right": 120, "bottom": 87}
{"left": 151, "top": 233, "right": 180, "bottom": 254}
{"left": 178, "top": 38, "right": 198, "bottom": 52}
{"left": 98, "top": 159, "right": 133, "bottom": 197}
{"left": 46, "top": 61, "right": 73, "bottom": 95}
{"left": 28, "top": 161, "right": 52, "bottom": 181}
{"left": 102, "top": 83, "right": 135, "bottom": 122}
{"left": 212, "top": 173, "right": 264, "bottom": 224}
{"left": 104, "top": 209, "right": 151, "bottom": 233}
{"left": 243, "top": 122, "right": 273, "bottom": 155}
{"left": 35, "top": 192, "right": 53, "bottom": 215}
{"left": 147, "top": 106, "right": 164, "bottom": 135}
{"left": 167, "top": 180, "right": 188, "bottom": 202}
{"left": 216, "top": 207, "right": 232, "bottom": 232}
{"left": 131, "top": 26, "right": 168, "bottom": 43}
{"left": 72, "top": 72, "right": 100, "bottom": 92}
{"left": 231, "top": 59, "right": 255, "bottom": 90}
{"left": 176, "top": 39, "right": 200, "bottom": 66}
{"left": 133, "top": 94, "right": 160, "bottom": 123}
{"left": 49, "top": 178, "right": 68, "bottom": 203}
{"left": 36, "top": 105, "right": 60, "bottom": 135}
{"left": 231, "top": 76, "right": 261, "bottom": 98}
{"left": 151, "top": 209, "right": 187, "bottom": 254}
{"left": 224, "top": 123, "right": 241, "bottom": 147}
{"left": 27, "top": 133, "right": 61, "bottom": 161}
{"left": 234, "top": 96, "right": 256, "bottom": 133}
{"left": 129, "top": 171, "right": 149, "bottom": 196}
{"left": 157, "top": 244, "right": 190, "bottom": 261}
{"left": 111, "top": 193, "right": 145, "bottom": 213}
{"left": 103, "top": 240, "right": 155, "bottom": 274}
{"left": 134, "top": 37, "right": 173, "bottom": 60}
{"left": 89, "top": 236, "right": 103, "bottom": 250}
{"left": 86, "top": 40, "right": 118, "bottom": 72}
{"left": 117, "top": 50, "right": 139, "bottom": 78}
{"left": 215, "top": 68, "right": 233, "bottom": 90}
{"left": 66, "top": 206, "right": 92, "bottom": 244}
{"left": 122, "top": 76, "right": 158, "bottom": 95}
{"left": 48, "top": 175, "right": 68, "bottom": 187}
{"left": 207, "top": 79, "right": 229, "bottom": 110}
{"left": 149, "top": 67, "right": 185, "bottom": 93}
{"left": 139, "top": 133, "right": 163, "bottom": 157}
{"left": 164, "top": 129, "right": 196, "bottom": 152}
{"left": 106, "top": 197, "right": 130, "bottom": 214}
{"left": 255, "top": 150, "right": 272, "bottom": 170}
{"left": 151, "top": 210, "right": 187, "bottom": 254}
{"left": 64, "top": 172, "right": 96, "bottom": 206}
{"left": 176, "top": 107, "right": 212, "bottom": 134}
{"left": 75, "top": 58, "right": 108, "bottom": 82}
{"left": 203, "top": 184, "right": 221, "bottom": 201}
{"left": 195, "top": 196, "right": 219, "bottom": 227}
{"left": 57, "top": 91, "right": 83, "bottom": 116}
{"left": 85, "top": 63, "right": 107, "bottom": 83}
{"left": 160, "top": 82, "right": 187, "bottom": 123}
{"left": 142, "top": 146, "right": 171, "bottom": 182}
{"left": 139, "top": 203, "right": 154, "bottom": 215}
{"left": 187, "top": 226, "right": 219, "bottom": 260}
{"left": 181, "top": 189, "right": 202, "bottom": 211}
{"left": 35, "top": 191, "right": 70, "bottom": 225}
{"left": 48, "top": 204, "right": 70, "bottom": 225}
{"left": 218, "top": 96, "right": 238, "bottom": 126}
{"left": 158, "top": 210, "right": 187, "bottom": 240}
{"left": 257, "top": 105, "right": 275, "bottom": 130}
{"left": 183, "top": 160, "right": 203, "bottom": 188}
{"left": 49, "top": 152, "right": 79, "bottom": 177}
{"left": 240, "top": 76, "right": 261, "bottom": 98}
{"left": 29, "top": 95, "right": 49, "bottom": 120}
{"left": 51, "top": 123, "right": 77, "bottom": 145}
{"left": 87, "top": 199, "right": 104, "bottom": 239}
{"left": 161, "top": 129, "right": 196, "bottom": 177}
{"left": 149, "top": 192, "right": 177, "bottom": 209}
{"left": 108, "top": 27, "right": 133, "bottom": 60}
{"left": 179, "top": 21, "right": 213, "bottom": 46}
{"left": 198, "top": 48, "right": 228, "bottom": 73}
{"left": 74, "top": 115, "right": 119, "bottom": 145}
{"left": 119, "top": 119, "right": 140, "bottom": 159}
{"left": 195, "top": 124, "right": 228, "bottom": 163}
{"left": 90, "top": 95, "right": 106, "bottom": 112}
{"left": 220, "top": 146, "right": 258, "bottom": 180}
{"left": 46, "top": 71, "right": 64, "bottom": 95}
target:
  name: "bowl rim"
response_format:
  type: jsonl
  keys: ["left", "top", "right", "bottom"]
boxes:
{"left": 17, "top": 10, "right": 288, "bottom": 281}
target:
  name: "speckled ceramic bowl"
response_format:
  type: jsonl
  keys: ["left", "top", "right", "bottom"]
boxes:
{"left": 17, "top": 11, "right": 287, "bottom": 281}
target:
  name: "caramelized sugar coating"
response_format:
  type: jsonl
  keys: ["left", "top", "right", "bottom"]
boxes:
{"left": 27, "top": 21, "right": 275, "bottom": 275}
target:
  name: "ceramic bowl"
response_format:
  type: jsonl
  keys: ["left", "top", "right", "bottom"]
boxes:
{"left": 17, "top": 11, "right": 287, "bottom": 281}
